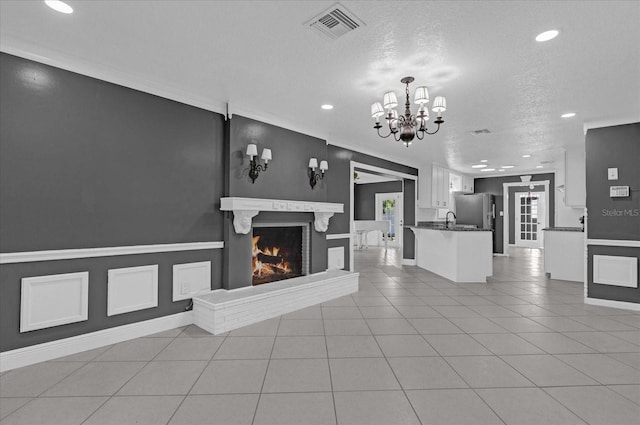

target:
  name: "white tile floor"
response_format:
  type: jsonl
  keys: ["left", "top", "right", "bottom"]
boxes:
{"left": 1, "top": 247, "right": 640, "bottom": 424}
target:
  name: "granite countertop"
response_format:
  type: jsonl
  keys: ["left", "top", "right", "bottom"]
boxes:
{"left": 542, "top": 227, "right": 584, "bottom": 232}
{"left": 406, "top": 224, "right": 492, "bottom": 232}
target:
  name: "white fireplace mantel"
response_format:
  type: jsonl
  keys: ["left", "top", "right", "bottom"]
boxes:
{"left": 220, "top": 197, "right": 344, "bottom": 234}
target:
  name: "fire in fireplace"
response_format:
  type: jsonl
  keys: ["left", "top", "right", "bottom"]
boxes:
{"left": 252, "top": 225, "right": 306, "bottom": 285}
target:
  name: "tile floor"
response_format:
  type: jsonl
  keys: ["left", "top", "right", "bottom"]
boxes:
{"left": 1, "top": 247, "right": 640, "bottom": 424}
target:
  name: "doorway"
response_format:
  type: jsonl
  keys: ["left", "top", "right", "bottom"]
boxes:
{"left": 502, "top": 180, "right": 550, "bottom": 256}
{"left": 375, "top": 192, "right": 403, "bottom": 248}
{"left": 514, "top": 192, "right": 546, "bottom": 248}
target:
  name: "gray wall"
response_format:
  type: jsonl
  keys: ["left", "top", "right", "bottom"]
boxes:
{"left": 326, "top": 145, "right": 418, "bottom": 261}
{"left": 354, "top": 181, "right": 403, "bottom": 220}
{"left": 474, "top": 173, "right": 555, "bottom": 254}
{"left": 0, "top": 53, "right": 225, "bottom": 352}
{"left": 586, "top": 122, "right": 640, "bottom": 303}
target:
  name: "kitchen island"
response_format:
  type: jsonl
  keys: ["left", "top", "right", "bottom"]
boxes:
{"left": 543, "top": 227, "right": 584, "bottom": 282}
{"left": 408, "top": 225, "right": 493, "bottom": 283}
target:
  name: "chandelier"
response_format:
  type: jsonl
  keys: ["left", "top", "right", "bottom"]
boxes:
{"left": 371, "top": 76, "right": 446, "bottom": 147}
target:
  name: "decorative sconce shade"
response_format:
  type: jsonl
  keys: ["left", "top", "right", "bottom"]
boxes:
{"left": 246, "top": 143, "right": 258, "bottom": 158}
{"left": 432, "top": 96, "right": 447, "bottom": 113}
{"left": 383, "top": 92, "right": 398, "bottom": 109}
{"left": 413, "top": 86, "right": 429, "bottom": 104}
{"left": 309, "top": 158, "right": 328, "bottom": 189}
{"left": 370, "top": 102, "right": 385, "bottom": 119}
{"left": 247, "top": 143, "right": 271, "bottom": 183}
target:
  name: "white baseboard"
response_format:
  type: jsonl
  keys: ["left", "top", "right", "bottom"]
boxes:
{"left": 402, "top": 259, "right": 417, "bottom": 266}
{"left": 0, "top": 311, "right": 193, "bottom": 372}
{"left": 584, "top": 297, "right": 640, "bottom": 312}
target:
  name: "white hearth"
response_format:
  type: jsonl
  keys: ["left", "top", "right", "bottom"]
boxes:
{"left": 193, "top": 270, "right": 359, "bottom": 334}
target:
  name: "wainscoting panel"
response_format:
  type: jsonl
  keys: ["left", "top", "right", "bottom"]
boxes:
{"left": 328, "top": 247, "right": 345, "bottom": 270}
{"left": 172, "top": 261, "right": 212, "bottom": 301}
{"left": 20, "top": 272, "right": 89, "bottom": 333}
{"left": 593, "top": 255, "right": 638, "bottom": 288}
{"left": 107, "top": 265, "right": 158, "bottom": 316}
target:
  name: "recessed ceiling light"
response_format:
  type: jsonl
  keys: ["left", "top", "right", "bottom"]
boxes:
{"left": 522, "top": 154, "right": 531, "bottom": 158}
{"left": 480, "top": 168, "right": 496, "bottom": 172}
{"left": 321, "top": 104, "right": 333, "bottom": 110}
{"left": 561, "top": 112, "right": 576, "bottom": 118}
{"left": 536, "top": 165, "right": 544, "bottom": 168}
{"left": 45, "top": 0, "right": 73, "bottom": 14}
{"left": 480, "top": 159, "right": 488, "bottom": 163}
{"left": 501, "top": 165, "right": 515, "bottom": 169}
{"left": 536, "top": 29, "right": 559, "bottom": 42}
{"left": 472, "top": 164, "right": 487, "bottom": 168}
{"left": 498, "top": 169, "right": 505, "bottom": 172}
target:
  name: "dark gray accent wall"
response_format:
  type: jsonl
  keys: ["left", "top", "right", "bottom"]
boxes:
{"left": 354, "top": 181, "right": 403, "bottom": 220}
{"left": 585, "top": 123, "right": 640, "bottom": 241}
{"left": 223, "top": 116, "right": 330, "bottom": 288}
{"left": 0, "top": 53, "right": 226, "bottom": 352}
{"left": 585, "top": 122, "right": 640, "bottom": 304}
{"left": 474, "top": 173, "right": 555, "bottom": 254}
{"left": 326, "top": 145, "right": 418, "bottom": 262}
{"left": 403, "top": 179, "right": 416, "bottom": 259}
{"left": 0, "top": 53, "right": 225, "bottom": 252}
{"left": 228, "top": 115, "right": 328, "bottom": 201}
{"left": 0, "top": 250, "right": 220, "bottom": 352}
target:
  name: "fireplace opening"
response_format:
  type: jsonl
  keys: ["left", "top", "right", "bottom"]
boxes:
{"left": 252, "top": 224, "right": 309, "bottom": 286}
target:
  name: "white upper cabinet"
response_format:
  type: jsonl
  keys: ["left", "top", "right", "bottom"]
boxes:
{"left": 565, "top": 147, "right": 586, "bottom": 207}
{"left": 418, "top": 164, "right": 473, "bottom": 208}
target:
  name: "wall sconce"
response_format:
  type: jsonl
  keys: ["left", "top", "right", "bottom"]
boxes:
{"left": 308, "top": 158, "right": 328, "bottom": 189}
{"left": 247, "top": 143, "right": 272, "bottom": 183}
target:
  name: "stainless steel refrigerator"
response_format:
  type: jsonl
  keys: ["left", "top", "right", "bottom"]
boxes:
{"left": 454, "top": 193, "right": 497, "bottom": 250}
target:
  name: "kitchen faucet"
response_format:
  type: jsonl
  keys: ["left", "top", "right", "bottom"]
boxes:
{"left": 445, "top": 211, "right": 456, "bottom": 229}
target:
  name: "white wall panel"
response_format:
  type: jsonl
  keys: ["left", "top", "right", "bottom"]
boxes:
{"left": 107, "top": 265, "right": 158, "bottom": 316}
{"left": 593, "top": 255, "right": 638, "bottom": 288}
{"left": 172, "top": 261, "right": 212, "bottom": 301}
{"left": 20, "top": 272, "right": 89, "bottom": 333}
{"left": 328, "top": 247, "right": 345, "bottom": 270}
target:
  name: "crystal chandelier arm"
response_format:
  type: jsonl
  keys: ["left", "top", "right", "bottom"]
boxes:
{"left": 375, "top": 125, "right": 395, "bottom": 139}
{"left": 422, "top": 122, "right": 441, "bottom": 135}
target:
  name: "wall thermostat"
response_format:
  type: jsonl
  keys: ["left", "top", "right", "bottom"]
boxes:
{"left": 610, "top": 186, "right": 630, "bottom": 197}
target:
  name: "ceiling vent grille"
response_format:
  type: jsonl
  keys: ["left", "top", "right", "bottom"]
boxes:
{"left": 470, "top": 129, "right": 491, "bottom": 135}
{"left": 305, "top": 3, "right": 364, "bottom": 40}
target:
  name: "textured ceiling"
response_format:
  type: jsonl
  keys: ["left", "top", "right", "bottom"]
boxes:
{"left": 1, "top": 1, "right": 638, "bottom": 175}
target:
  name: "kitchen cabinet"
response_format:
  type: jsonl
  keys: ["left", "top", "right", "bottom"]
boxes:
{"left": 564, "top": 148, "right": 586, "bottom": 207}
{"left": 462, "top": 175, "right": 474, "bottom": 193}
{"left": 432, "top": 165, "right": 450, "bottom": 208}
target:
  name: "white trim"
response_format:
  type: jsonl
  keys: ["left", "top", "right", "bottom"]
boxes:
{"left": 326, "top": 233, "right": 351, "bottom": 240}
{"left": 0, "top": 241, "right": 224, "bottom": 264}
{"left": 402, "top": 259, "right": 417, "bottom": 266}
{"left": 584, "top": 297, "right": 640, "bottom": 312}
{"left": 502, "top": 180, "right": 550, "bottom": 257}
{"left": 107, "top": 265, "right": 159, "bottom": 316}
{"left": 20, "top": 272, "right": 89, "bottom": 333}
{"left": 220, "top": 197, "right": 344, "bottom": 234}
{"left": 587, "top": 239, "right": 640, "bottom": 248}
{"left": 0, "top": 312, "right": 194, "bottom": 372}
{"left": 593, "top": 255, "right": 638, "bottom": 288}
{"left": 352, "top": 162, "right": 418, "bottom": 182}
{"left": 583, "top": 117, "right": 640, "bottom": 134}
{"left": 172, "top": 261, "right": 212, "bottom": 302}
{"left": 0, "top": 45, "right": 226, "bottom": 115}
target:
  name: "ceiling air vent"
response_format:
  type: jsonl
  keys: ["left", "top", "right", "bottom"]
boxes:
{"left": 304, "top": 3, "right": 365, "bottom": 40}
{"left": 469, "top": 129, "right": 491, "bottom": 135}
